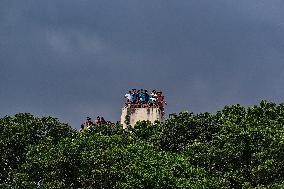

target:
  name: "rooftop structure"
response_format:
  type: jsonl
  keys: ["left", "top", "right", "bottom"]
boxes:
{"left": 121, "top": 88, "right": 166, "bottom": 128}
{"left": 121, "top": 107, "right": 164, "bottom": 128}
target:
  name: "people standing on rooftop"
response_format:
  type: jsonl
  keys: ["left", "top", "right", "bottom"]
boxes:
{"left": 124, "top": 88, "right": 166, "bottom": 111}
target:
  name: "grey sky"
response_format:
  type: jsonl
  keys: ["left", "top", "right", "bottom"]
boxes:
{"left": 1, "top": 0, "right": 284, "bottom": 128}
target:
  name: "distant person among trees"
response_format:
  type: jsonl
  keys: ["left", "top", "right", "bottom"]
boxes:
{"left": 95, "top": 116, "right": 101, "bottom": 125}
{"left": 80, "top": 124, "right": 84, "bottom": 131}
{"left": 100, "top": 117, "right": 106, "bottom": 124}
{"left": 81, "top": 116, "right": 112, "bottom": 131}
{"left": 83, "top": 117, "right": 94, "bottom": 129}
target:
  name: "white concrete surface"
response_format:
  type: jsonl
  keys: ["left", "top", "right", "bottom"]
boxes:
{"left": 121, "top": 107, "right": 164, "bottom": 129}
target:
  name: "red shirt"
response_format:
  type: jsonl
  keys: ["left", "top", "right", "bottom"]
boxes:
{"left": 157, "top": 96, "right": 164, "bottom": 102}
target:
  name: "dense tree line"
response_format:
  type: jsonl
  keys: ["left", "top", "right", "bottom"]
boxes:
{"left": 1, "top": 101, "right": 284, "bottom": 188}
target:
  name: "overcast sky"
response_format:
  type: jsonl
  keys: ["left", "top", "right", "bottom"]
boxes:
{"left": 1, "top": 0, "right": 284, "bottom": 128}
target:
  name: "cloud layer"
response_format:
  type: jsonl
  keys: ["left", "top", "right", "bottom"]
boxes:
{"left": 1, "top": 0, "right": 284, "bottom": 128}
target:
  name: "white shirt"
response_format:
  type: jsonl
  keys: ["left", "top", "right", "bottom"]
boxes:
{"left": 125, "top": 93, "right": 132, "bottom": 101}
{"left": 151, "top": 93, "right": 157, "bottom": 102}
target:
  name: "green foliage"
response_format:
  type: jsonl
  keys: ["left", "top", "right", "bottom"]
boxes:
{"left": 129, "top": 120, "right": 163, "bottom": 143}
{"left": 183, "top": 102, "right": 284, "bottom": 188}
{"left": 158, "top": 111, "right": 219, "bottom": 152}
{"left": 0, "top": 113, "right": 76, "bottom": 187}
{"left": 83, "top": 122, "right": 125, "bottom": 136}
{"left": 124, "top": 109, "right": 131, "bottom": 126}
{"left": 1, "top": 101, "right": 284, "bottom": 188}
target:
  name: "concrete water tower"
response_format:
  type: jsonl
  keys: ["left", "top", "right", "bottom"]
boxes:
{"left": 120, "top": 89, "right": 166, "bottom": 129}
{"left": 120, "top": 107, "right": 164, "bottom": 129}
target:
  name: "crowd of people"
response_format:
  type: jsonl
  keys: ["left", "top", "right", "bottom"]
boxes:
{"left": 81, "top": 116, "right": 114, "bottom": 130}
{"left": 81, "top": 89, "right": 167, "bottom": 131}
{"left": 124, "top": 89, "right": 167, "bottom": 111}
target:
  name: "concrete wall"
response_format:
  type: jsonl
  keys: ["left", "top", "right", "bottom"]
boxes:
{"left": 121, "top": 107, "right": 164, "bottom": 129}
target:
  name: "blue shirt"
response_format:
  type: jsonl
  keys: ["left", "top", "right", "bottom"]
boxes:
{"left": 139, "top": 93, "right": 146, "bottom": 102}
{"left": 131, "top": 93, "right": 138, "bottom": 101}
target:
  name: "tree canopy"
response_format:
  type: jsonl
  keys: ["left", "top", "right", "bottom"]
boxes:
{"left": 1, "top": 101, "right": 284, "bottom": 188}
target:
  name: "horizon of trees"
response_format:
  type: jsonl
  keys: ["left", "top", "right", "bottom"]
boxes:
{"left": 1, "top": 101, "right": 284, "bottom": 188}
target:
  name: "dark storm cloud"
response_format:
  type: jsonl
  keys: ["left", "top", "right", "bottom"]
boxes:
{"left": 1, "top": 0, "right": 284, "bottom": 128}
